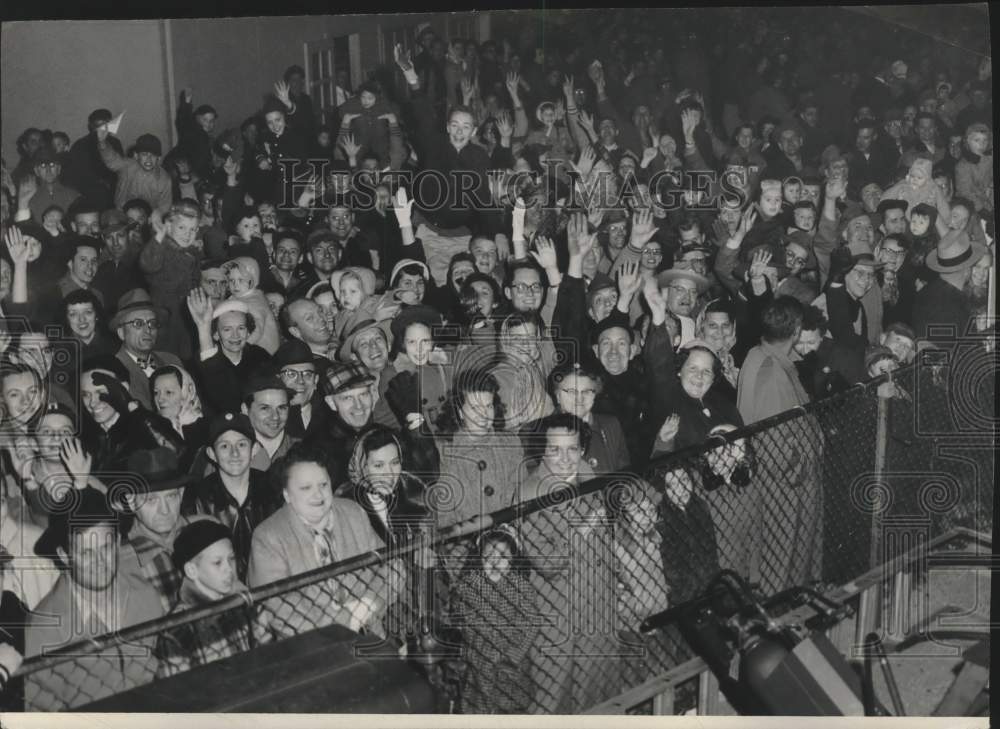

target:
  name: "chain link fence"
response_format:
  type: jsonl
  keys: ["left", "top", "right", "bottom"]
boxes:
{"left": 9, "top": 352, "right": 995, "bottom": 714}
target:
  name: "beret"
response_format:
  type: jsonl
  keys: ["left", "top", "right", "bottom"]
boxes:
{"left": 173, "top": 519, "right": 233, "bottom": 570}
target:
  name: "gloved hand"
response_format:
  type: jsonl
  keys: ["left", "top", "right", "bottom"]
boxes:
{"left": 90, "top": 372, "right": 135, "bottom": 415}
{"left": 828, "top": 246, "right": 855, "bottom": 286}
{"left": 385, "top": 371, "right": 422, "bottom": 426}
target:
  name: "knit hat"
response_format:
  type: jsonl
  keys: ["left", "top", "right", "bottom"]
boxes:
{"left": 134, "top": 134, "right": 163, "bottom": 156}
{"left": 173, "top": 520, "right": 233, "bottom": 571}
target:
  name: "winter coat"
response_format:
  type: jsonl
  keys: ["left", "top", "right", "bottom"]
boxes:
{"left": 954, "top": 150, "right": 994, "bottom": 214}
{"left": 139, "top": 234, "right": 202, "bottom": 359}
{"left": 98, "top": 141, "right": 173, "bottom": 214}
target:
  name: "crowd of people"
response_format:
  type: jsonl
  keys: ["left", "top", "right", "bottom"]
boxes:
{"left": 0, "top": 7, "right": 994, "bottom": 714}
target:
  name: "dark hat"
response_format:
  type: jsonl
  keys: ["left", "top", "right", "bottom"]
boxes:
{"left": 876, "top": 198, "right": 908, "bottom": 216}
{"left": 322, "top": 362, "right": 375, "bottom": 397}
{"left": 390, "top": 304, "right": 443, "bottom": 346}
{"left": 32, "top": 146, "right": 58, "bottom": 165}
{"left": 35, "top": 487, "right": 122, "bottom": 560}
{"left": 39, "top": 400, "right": 78, "bottom": 423}
{"left": 864, "top": 345, "right": 898, "bottom": 372}
{"left": 591, "top": 309, "right": 634, "bottom": 345}
{"left": 88, "top": 108, "right": 113, "bottom": 126}
{"left": 263, "top": 96, "right": 288, "bottom": 116}
{"left": 207, "top": 411, "right": 256, "bottom": 446}
{"left": 80, "top": 354, "right": 130, "bottom": 382}
{"left": 100, "top": 208, "right": 130, "bottom": 233}
{"left": 241, "top": 373, "right": 293, "bottom": 401}
{"left": 337, "top": 313, "right": 392, "bottom": 363}
{"left": 194, "top": 104, "right": 217, "bottom": 117}
{"left": 109, "top": 288, "right": 168, "bottom": 330}
{"left": 883, "top": 107, "right": 903, "bottom": 122}
{"left": 272, "top": 339, "right": 316, "bottom": 369}
{"left": 115, "top": 448, "right": 192, "bottom": 509}
{"left": 173, "top": 519, "right": 233, "bottom": 571}
{"left": 67, "top": 233, "right": 104, "bottom": 257}
{"left": 774, "top": 118, "right": 802, "bottom": 139}
{"left": 586, "top": 272, "right": 617, "bottom": 309}
{"left": 134, "top": 134, "right": 163, "bottom": 156}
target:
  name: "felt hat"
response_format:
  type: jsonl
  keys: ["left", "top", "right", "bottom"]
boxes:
{"left": 926, "top": 229, "right": 988, "bottom": 274}
{"left": 111, "top": 447, "right": 192, "bottom": 511}
{"left": 656, "top": 268, "right": 710, "bottom": 295}
{"left": 100, "top": 208, "right": 130, "bottom": 233}
{"left": 272, "top": 339, "right": 315, "bottom": 369}
{"left": 585, "top": 272, "right": 616, "bottom": 308}
{"left": 109, "top": 288, "right": 167, "bottom": 330}
{"left": 337, "top": 313, "right": 393, "bottom": 363}
{"left": 173, "top": 519, "right": 233, "bottom": 571}
{"left": 35, "top": 487, "right": 123, "bottom": 561}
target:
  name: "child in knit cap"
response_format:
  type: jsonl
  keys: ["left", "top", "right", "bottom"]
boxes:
{"left": 223, "top": 256, "right": 280, "bottom": 353}
{"left": 329, "top": 266, "right": 398, "bottom": 342}
{"left": 881, "top": 157, "right": 951, "bottom": 236}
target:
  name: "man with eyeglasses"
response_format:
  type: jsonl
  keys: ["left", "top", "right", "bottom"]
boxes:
{"left": 656, "top": 268, "right": 708, "bottom": 347}
{"left": 24, "top": 146, "right": 80, "bottom": 225}
{"left": 111, "top": 288, "right": 181, "bottom": 410}
{"left": 273, "top": 339, "right": 328, "bottom": 441}
{"left": 823, "top": 248, "right": 883, "bottom": 354}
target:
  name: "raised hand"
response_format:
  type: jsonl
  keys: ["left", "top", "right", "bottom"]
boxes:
{"left": 376, "top": 112, "right": 397, "bottom": 124}
{"left": 578, "top": 109, "right": 596, "bottom": 133}
{"left": 641, "top": 147, "right": 659, "bottom": 167}
{"left": 681, "top": 108, "right": 699, "bottom": 142}
{"left": 748, "top": 248, "right": 773, "bottom": 280}
{"left": 90, "top": 372, "right": 134, "bottom": 415}
{"left": 273, "top": 80, "right": 292, "bottom": 107}
{"left": 187, "top": 287, "right": 215, "bottom": 326}
{"left": 505, "top": 71, "right": 521, "bottom": 100}
{"left": 572, "top": 144, "right": 597, "bottom": 179}
{"left": 60, "top": 437, "right": 92, "bottom": 487}
{"left": 825, "top": 176, "right": 847, "bottom": 203}
{"left": 511, "top": 197, "right": 527, "bottom": 242}
{"left": 735, "top": 205, "right": 757, "bottom": 239}
{"left": 461, "top": 77, "right": 476, "bottom": 103}
{"left": 530, "top": 236, "right": 558, "bottom": 270}
{"left": 495, "top": 111, "right": 514, "bottom": 141}
{"left": 630, "top": 208, "right": 657, "bottom": 248}
{"left": 340, "top": 112, "right": 360, "bottom": 128}
{"left": 16, "top": 175, "right": 37, "bottom": 204}
{"left": 658, "top": 414, "right": 681, "bottom": 444}
{"left": 562, "top": 74, "right": 575, "bottom": 100}
{"left": 339, "top": 133, "right": 362, "bottom": 160}
{"left": 150, "top": 209, "right": 167, "bottom": 243}
{"left": 394, "top": 43, "right": 414, "bottom": 73}
{"left": 5, "top": 226, "right": 30, "bottom": 265}
{"left": 181, "top": 88, "right": 193, "bottom": 105}
{"left": 567, "top": 212, "right": 596, "bottom": 260}
{"left": 617, "top": 260, "right": 642, "bottom": 300}
{"left": 643, "top": 277, "right": 667, "bottom": 325}
{"left": 393, "top": 186, "right": 414, "bottom": 228}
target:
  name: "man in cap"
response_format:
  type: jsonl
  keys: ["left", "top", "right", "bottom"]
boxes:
{"left": 96, "top": 124, "right": 172, "bottom": 214}
{"left": 241, "top": 374, "right": 298, "bottom": 473}
{"left": 183, "top": 412, "right": 282, "bottom": 582}
{"left": 93, "top": 208, "right": 143, "bottom": 311}
{"left": 25, "top": 487, "right": 164, "bottom": 711}
{"left": 64, "top": 108, "right": 125, "bottom": 209}
{"left": 23, "top": 146, "right": 80, "bottom": 224}
{"left": 336, "top": 312, "right": 398, "bottom": 428}
{"left": 157, "top": 520, "right": 256, "bottom": 678}
{"left": 118, "top": 447, "right": 200, "bottom": 613}
{"left": 912, "top": 229, "right": 989, "bottom": 346}
{"left": 111, "top": 288, "right": 181, "bottom": 409}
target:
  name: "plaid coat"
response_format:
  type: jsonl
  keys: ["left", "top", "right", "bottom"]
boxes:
{"left": 126, "top": 516, "right": 203, "bottom": 613}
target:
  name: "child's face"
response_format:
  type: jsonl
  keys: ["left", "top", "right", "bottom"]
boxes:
{"left": 236, "top": 216, "right": 261, "bottom": 242}
{"left": 471, "top": 239, "right": 498, "bottom": 274}
{"left": 909, "top": 213, "right": 930, "bottom": 237}
{"left": 339, "top": 276, "right": 365, "bottom": 311}
{"left": 192, "top": 539, "right": 237, "bottom": 596}
{"left": 482, "top": 539, "right": 513, "bottom": 583}
{"left": 25, "top": 235, "right": 43, "bottom": 263}
{"left": 227, "top": 266, "right": 253, "bottom": 295}
{"left": 967, "top": 131, "right": 989, "bottom": 156}
{"left": 404, "top": 322, "right": 433, "bottom": 366}
{"left": 793, "top": 207, "right": 815, "bottom": 231}
{"left": 360, "top": 91, "right": 377, "bottom": 109}
{"left": 907, "top": 167, "right": 928, "bottom": 188}
{"left": 42, "top": 208, "right": 63, "bottom": 230}
{"left": 782, "top": 182, "right": 801, "bottom": 204}
{"left": 53, "top": 137, "right": 69, "bottom": 154}
{"left": 760, "top": 189, "right": 783, "bottom": 217}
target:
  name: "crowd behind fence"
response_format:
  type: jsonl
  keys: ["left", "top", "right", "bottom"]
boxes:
{"left": 10, "top": 352, "right": 996, "bottom": 714}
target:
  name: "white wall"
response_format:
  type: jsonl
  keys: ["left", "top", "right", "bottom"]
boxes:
{"left": 1, "top": 19, "right": 171, "bottom": 167}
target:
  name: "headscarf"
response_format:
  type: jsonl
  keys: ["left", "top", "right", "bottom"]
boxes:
{"left": 346, "top": 426, "right": 405, "bottom": 493}
{"left": 154, "top": 364, "right": 204, "bottom": 433}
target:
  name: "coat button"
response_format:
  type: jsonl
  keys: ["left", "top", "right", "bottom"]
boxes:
{"left": 484, "top": 485, "right": 494, "bottom": 497}
{"left": 421, "top": 398, "right": 428, "bottom": 405}
{"left": 477, "top": 460, "right": 487, "bottom": 471}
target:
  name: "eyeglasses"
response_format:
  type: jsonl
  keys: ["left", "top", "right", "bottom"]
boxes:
{"left": 785, "top": 252, "right": 808, "bottom": 266}
{"left": 668, "top": 285, "right": 698, "bottom": 298}
{"left": 280, "top": 369, "right": 317, "bottom": 383}
{"left": 880, "top": 248, "right": 906, "bottom": 258}
{"left": 124, "top": 319, "right": 159, "bottom": 331}
{"left": 560, "top": 387, "right": 597, "bottom": 398}
{"left": 512, "top": 283, "right": 543, "bottom": 295}
{"left": 642, "top": 248, "right": 663, "bottom": 257}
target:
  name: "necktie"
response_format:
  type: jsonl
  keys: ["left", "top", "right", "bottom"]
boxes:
{"left": 136, "top": 354, "right": 157, "bottom": 370}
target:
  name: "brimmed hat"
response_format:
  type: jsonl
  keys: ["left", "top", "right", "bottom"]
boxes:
{"left": 926, "top": 229, "right": 988, "bottom": 274}
{"left": 134, "top": 134, "right": 163, "bottom": 156}
{"left": 337, "top": 313, "right": 393, "bottom": 363}
{"left": 109, "top": 288, "right": 168, "bottom": 330}
{"left": 656, "top": 268, "right": 710, "bottom": 295}
{"left": 35, "top": 487, "right": 123, "bottom": 561}
{"left": 173, "top": 519, "right": 232, "bottom": 571}
{"left": 207, "top": 411, "right": 256, "bottom": 446}
{"left": 865, "top": 345, "right": 898, "bottom": 372}
{"left": 100, "top": 208, "right": 130, "bottom": 233}
{"left": 323, "top": 362, "right": 376, "bottom": 397}
{"left": 272, "top": 339, "right": 315, "bottom": 369}
{"left": 111, "top": 448, "right": 192, "bottom": 510}
{"left": 262, "top": 96, "right": 288, "bottom": 116}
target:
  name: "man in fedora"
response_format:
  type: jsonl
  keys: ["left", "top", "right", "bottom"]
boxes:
{"left": 274, "top": 339, "right": 327, "bottom": 441}
{"left": 25, "top": 487, "right": 164, "bottom": 711}
{"left": 118, "top": 448, "right": 201, "bottom": 613}
{"left": 657, "top": 267, "right": 710, "bottom": 347}
{"left": 912, "top": 229, "right": 989, "bottom": 346}
{"left": 336, "top": 312, "right": 398, "bottom": 429}
{"left": 111, "top": 288, "right": 181, "bottom": 410}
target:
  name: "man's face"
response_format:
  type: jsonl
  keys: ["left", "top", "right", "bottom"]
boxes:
{"left": 665, "top": 279, "right": 698, "bottom": 317}
{"left": 447, "top": 111, "right": 475, "bottom": 149}
{"left": 136, "top": 152, "right": 159, "bottom": 172}
{"left": 778, "top": 130, "right": 802, "bottom": 157}
{"left": 353, "top": 328, "right": 389, "bottom": 372}
{"left": 845, "top": 263, "right": 877, "bottom": 299}
{"left": 126, "top": 206, "right": 150, "bottom": 227}
{"left": 211, "top": 430, "right": 253, "bottom": 478}
{"left": 167, "top": 213, "right": 198, "bottom": 248}
{"left": 506, "top": 268, "right": 543, "bottom": 312}
{"left": 63, "top": 523, "right": 118, "bottom": 592}
{"left": 244, "top": 388, "right": 290, "bottom": 440}
{"left": 501, "top": 322, "right": 540, "bottom": 363}
{"left": 274, "top": 238, "right": 302, "bottom": 273}
{"left": 846, "top": 216, "right": 874, "bottom": 251}
{"left": 784, "top": 242, "right": 809, "bottom": 275}
{"left": 856, "top": 127, "right": 877, "bottom": 153}
{"left": 279, "top": 363, "right": 318, "bottom": 406}
{"left": 595, "top": 326, "right": 631, "bottom": 375}
{"left": 827, "top": 159, "right": 849, "bottom": 181}
{"left": 861, "top": 185, "right": 882, "bottom": 213}
{"left": 934, "top": 175, "right": 953, "bottom": 201}
{"left": 289, "top": 300, "right": 331, "bottom": 347}
{"left": 327, "top": 385, "right": 373, "bottom": 429}
{"left": 678, "top": 251, "right": 708, "bottom": 276}
{"left": 22, "top": 131, "right": 43, "bottom": 157}
{"left": 700, "top": 312, "right": 735, "bottom": 354}
{"left": 327, "top": 207, "right": 353, "bottom": 238}
{"left": 214, "top": 311, "right": 250, "bottom": 355}
{"left": 2, "top": 371, "right": 41, "bottom": 428}
{"left": 15, "top": 333, "right": 54, "bottom": 376}
{"left": 103, "top": 229, "right": 128, "bottom": 261}
{"left": 599, "top": 119, "right": 618, "bottom": 146}
{"left": 607, "top": 220, "right": 628, "bottom": 250}
{"left": 266, "top": 110, "right": 286, "bottom": 136}
{"left": 916, "top": 117, "right": 936, "bottom": 144}
{"left": 543, "top": 428, "right": 583, "bottom": 481}
{"left": 308, "top": 240, "right": 340, "bottom": 275}
{"left": 34, "top": 161, "right": 60, "bottom": 185}
{"left": 877, "top": 237, "right": 907, "bottom": 271}
{"left": 881, "top": 331, "right": 915, "bottom": 365}
{"left": 555, "top": 373, "right": 598, "bottom": 420}
{"left": 883, "top": 208, "right": 907, "bottom": 235}
{"left": 196, "top": 112, "right": 217, "bottom": 135}
{"left": 794, "top": 327, "right": 823, "bottom": 356}
{"left": 201, "top": 269, "right": 228, "bottom": 301}
{"left": 283, "top": 461, "right": 334, "bottom": 526}
{"left": 73, "top": 213, "right": 101, "bottom": 237}
{"left": 588, "top": 287, "right": 618, "bottom": 323}
{"left": 69, "top": 245, "right": 99, "bottom": 285}
{"left": 129, "top": 488, "right": 183, "bottom": 536}
{"left": 800, "top": 184, "right": 821, "bottom": 206}
{"left": 800, "top": 106, "right": 819, "bottom": 127}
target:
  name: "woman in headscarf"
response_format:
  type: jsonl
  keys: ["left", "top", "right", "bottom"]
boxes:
{"left": 150, "top": 364, "right": 210, "bottom": 450}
